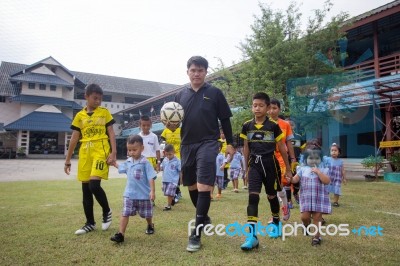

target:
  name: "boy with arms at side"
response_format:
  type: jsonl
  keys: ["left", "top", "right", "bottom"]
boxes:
{"left": 268, "top": 99, "right": 296, "bottom": 219}
{"left": 161, "top": 122, "right": 182, "bottom": 202}
{"left": 139, "top": 115, "right": 161, "bottom": 172}
{"left": 240, "top": 92, "right": 292, "bottom": 251}
{"left": 160, "top": 144, "right": 181, "bottom": 210}
{"left": 64, "top": 83, "right": 115, "bottom": 235}
{"left": 212, "top": 142, "right": 225, "bottom": 199}
{"left": 110, "top": 135, "right": 156, "bottom": 243}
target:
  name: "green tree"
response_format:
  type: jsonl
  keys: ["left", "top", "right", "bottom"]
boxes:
{"left": 211, "top": 0, "right": 350, "bottom": 133}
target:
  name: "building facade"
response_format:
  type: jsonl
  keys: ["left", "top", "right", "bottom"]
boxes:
{"left": 0, "top": 57, "right": 178, "bottom": 158}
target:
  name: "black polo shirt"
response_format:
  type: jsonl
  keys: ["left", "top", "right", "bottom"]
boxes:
{"left": 240, "top": 117, "right": 284, "bottom": 156}
{"left": 174, "top": 83, "right": 232, "bottom": 145}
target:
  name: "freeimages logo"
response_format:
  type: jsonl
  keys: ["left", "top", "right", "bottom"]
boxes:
{"left": 188, "top": 219, "right": 383, "bottom": 240}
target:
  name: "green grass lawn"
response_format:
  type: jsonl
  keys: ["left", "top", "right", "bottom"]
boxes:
{"left": 0, "top": 178, "right": 399, "bottom": 265}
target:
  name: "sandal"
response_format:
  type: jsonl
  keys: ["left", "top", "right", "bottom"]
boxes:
{"left": 311, "top": 237, "right": 321, "bottom": 246}
{"left": 333, "top": 202, "right": 339, "bottom": 207}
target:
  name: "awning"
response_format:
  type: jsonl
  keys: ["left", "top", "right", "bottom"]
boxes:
{"left": 10, "top": 95, "right": 82, "bottom": 109}
{"left": 4, "top": 111, "right": 72, "bottom": 132}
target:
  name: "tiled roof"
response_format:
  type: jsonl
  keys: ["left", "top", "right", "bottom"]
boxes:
{"left": 348, "top": 0, "right": 400, "bottom": 23}
{"left": 72, "top": 71, "right": 178, "bottom": 96}
{"left": 0, "top": 61, "right": 179, "bottom": 97}
{"left": 4, "top": 111, "right": 72, "bottom": 132}
{"left": 9, "top": 73, "right": 73, "bottom": 87}
{"left": 0, "top": 62, "right": 26, "bottom": 96}
{"left": 10, "top": 95, "right": 82, "bottom": 109}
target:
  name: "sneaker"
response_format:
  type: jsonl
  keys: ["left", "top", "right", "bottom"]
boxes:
{"left": 294, "top": 193, "right": 300, "bottom": 204}
{"left": 102, "top": 209, "right": 112, "bottom": 230}
{"left": 333, "top": 202, "right": 340, "bottom": 207}
{"left": 282, "top": 205, "right": 291, "bottom": 221}
{"left": 163, "top": 206, "right": 172, "bottom": 211}
{"left": 240, "top": 236, "right": 259, "bottom": 251}
{"left": 110, "top": 232, "right": 124, "bottom": 243}
{"left": 242, "top": 186, "right": 248, "bottom": 190}
{"left": 174, "top": 195, "right": 179, "bottom": 203}
{"left": 177, "top": 192, "right": 182, "bottom": 199}
{"left": 267, "top": 218, "right": 281, "bottom": 238}
{"left": 288, "top": 201, "right": 293, "bottom": 209}
{"left": 145, "top": 223, "right": 155, "bottom": 234}
{"left": 186, "top": 234, "right": 201, "bottom": 252}
{"left": 75, "top": 223, "right": 96, "bottom": 235}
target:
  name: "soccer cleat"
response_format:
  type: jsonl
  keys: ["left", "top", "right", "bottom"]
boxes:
{"left": 240, "top": 236, "right": 259, "bottom": 251}
{"left": 75, "top": 223, "right": 96, "bottom": 235}
{"left": 294, "top": 193, "right": 300, "bottom": 204}
{"left": 110, "top": 232, "right": 124, "bottom": 243}
{"left": 145, "top": 223, "right": 155, "bottom": 234}
{"left": 186, "top": 234, "right": 201, "bottom": 252}
{"left": 102, "top": 209, "right": 112, "bottom": 230}
{"left": 288, "top": 201, "right": 293, "bottom": 209}
{"left": 282, "top": 205, "right": 291, "bottom": 221}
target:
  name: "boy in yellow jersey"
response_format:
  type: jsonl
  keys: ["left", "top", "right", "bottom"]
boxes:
{"left": 219, "top": 130, "right": 231, "bottom": 189}
{"left": 161, "top": 122, "right": 182, "bottom": 202}
{"left": 64, "top": 83, "right": 116, "bottom": 235}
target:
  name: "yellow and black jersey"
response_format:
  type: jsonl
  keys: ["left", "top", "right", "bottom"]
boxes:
{"left": 240, "top": 117, "right": 283, "bottom": 156}
{"left": 71, "top": 106, "right": 115, "bottom": 142}
{"left": 161, "top": 127, "right": 181, "bottom": 159}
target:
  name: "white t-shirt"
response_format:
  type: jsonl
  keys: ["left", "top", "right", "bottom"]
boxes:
{"left": 139, "top": 131, "right": 160, "bottom": 158}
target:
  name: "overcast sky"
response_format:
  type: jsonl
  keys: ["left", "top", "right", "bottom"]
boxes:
{"left": 0, "top": 0, "right": 392, "bottom": 85}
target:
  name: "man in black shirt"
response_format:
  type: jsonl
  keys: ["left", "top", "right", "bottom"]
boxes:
{"left": 175, "top": 56, "right": 233, "bottom": 252}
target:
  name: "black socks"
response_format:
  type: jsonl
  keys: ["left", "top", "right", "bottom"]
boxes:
{"left": 194, "top": 191, "right": 211, "bottom": 237}
{"left": 89, "top": 180, "right": 110, "bottom": 215}
{"left": 82, "top": 182, "right": 95, "bottom": 225}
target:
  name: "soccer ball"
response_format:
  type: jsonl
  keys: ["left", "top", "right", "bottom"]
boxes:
{"left": 160, "top": 102, "right": 184, "bottom": 126}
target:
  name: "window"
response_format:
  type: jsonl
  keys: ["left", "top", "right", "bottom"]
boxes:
{"left": 111, "top": 104, "right": 114, "bottom": 108}
{"left": 117, "top": 105, "right": 119, "bottom": 108}
{"left": 28, "top": 83, "right": 35, "bottom": 89}
{"left": 39, "top": 84, "right": 46, "bottom": 90}
{"left": 50, "top": 85, "right": 56, "bottom": 91}
{"left": 0, "top": 96, "right": 6, "bottom": 102}
{"left": 103, "top": 95, "right": 112, "bottom": 102}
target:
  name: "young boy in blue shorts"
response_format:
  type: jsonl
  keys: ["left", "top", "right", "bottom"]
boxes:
{"left": 110, "top": 135, "right": 156, "bottom": 243}
{"left": 160, "top": 144, "right": 181, "bottom": 210}
{"left": 240, "top": 92, "right": 292, "bottom": 251}
{"left": 64, "top": 83, "right": 116, "bottom": 235}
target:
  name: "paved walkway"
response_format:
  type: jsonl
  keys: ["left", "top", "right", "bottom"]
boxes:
{"left": 0, "top": 159, "right": 124, "bottom": 182}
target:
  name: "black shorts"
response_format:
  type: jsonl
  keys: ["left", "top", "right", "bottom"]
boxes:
{"left": 247, "top": 154, "right": 282, "bottom": 195}
{"left": 180, "top": 140, "right": 219, "bottom": 186}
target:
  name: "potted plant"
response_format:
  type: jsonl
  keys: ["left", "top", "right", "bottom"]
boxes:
{"left": 16, "top": 147, "right": 26, "bottom": 158}
{"left": 361, "top": 155, "right": 385, "bottom": 181}
{"left": 384, "top": 152, "right": 400, "bottom": 183}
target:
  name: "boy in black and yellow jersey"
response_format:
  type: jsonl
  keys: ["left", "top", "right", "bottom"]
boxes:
{"left": 240, "top": 92, "right": 292, "bottom": 251}
{"left": 64, "top": 83, "right": 116, "bottom": 235}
